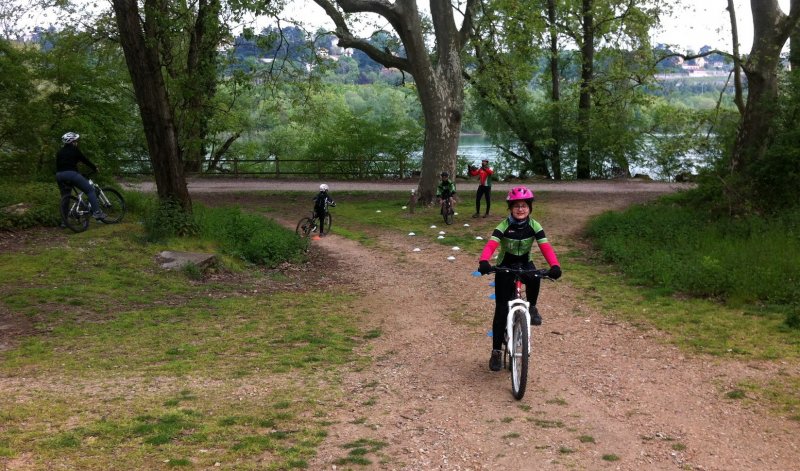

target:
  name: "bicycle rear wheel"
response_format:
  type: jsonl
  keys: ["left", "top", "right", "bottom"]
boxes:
{"left": 60, "top": 195, "right": 89, "bottom": 233}
{"left": 444, "top": 204, "right": 454, "bottom": 225}
{"left": 98, "top": 188, "right": 126, "bottom": 223}
{"left": 510, "top": 311, "right": 530, "bottom": 400}
{"left": 295, "top": 217, "right": 315, "bottom": 238}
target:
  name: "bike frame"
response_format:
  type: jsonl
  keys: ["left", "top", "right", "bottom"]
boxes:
{"left": 505, "top": 279, "right": 531, "bottom": 362}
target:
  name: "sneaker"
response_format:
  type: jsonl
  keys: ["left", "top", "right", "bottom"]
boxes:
{"left": 472, "top": 213, "right": 480, "bottom": 218}
{"left": 93, "top": 211, "right": 107, "bottom": 220}
{"left": 489, "top": 349, "right": 503, "bottom": 371}
{"left": 530, "top": 306, "right": 542, "bottom": 326}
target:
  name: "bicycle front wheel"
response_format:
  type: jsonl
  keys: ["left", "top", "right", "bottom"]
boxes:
{"left": 510, "top": 311, "right": 530, "bottom": 400}
{"left": 60, "top": 195, "right": 89, "bottom": 233}
{"left": 98, "top": 188, "right": 126, "bottom": 223}
{"left": 296, "top": 217, "right": 314, "bottom": 238}
{"left": 323, "top": 212, "right": 332, "bottom": 233}
{"left": 444, "top": 204, "right": 454, "bottom": 225}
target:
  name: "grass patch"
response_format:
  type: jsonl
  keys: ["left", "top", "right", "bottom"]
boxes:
{"left": 0, "top": 216, "right": 368, "bottom": 469}
{"left": 602, "top": 453, "right": 620, "bottom": 461}
{"left": 578, "top": 435, "right": 595, "bottom": 443}
{"left": 335, "top": 438, "right": 387, "bottom": 466}
{"left": 527, "top": 418, "right": 564, "bottom": 428}
{"left": 586, "top": 199, "right": 800, "bottom": 329}
{"left": 564, "top": 254, "right": 800, "bottom": 360}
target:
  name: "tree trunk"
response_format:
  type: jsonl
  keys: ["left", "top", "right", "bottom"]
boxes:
{"left": 547, "top": 0, "right": 562, "bottom": 180}
{"left": 181, "top": 0, "right": 222, "bottom": 174}
{"left": 576, "top": 0, "right": 594, "bottom": 180}
{"left": 313, "top": 0, "right": 476, "bottom": 204}
{"left": 731, "top": 0, "right": 800, "bottom": 175}
{"left": 112, "top": 0, "right": 191, "bottom": 211}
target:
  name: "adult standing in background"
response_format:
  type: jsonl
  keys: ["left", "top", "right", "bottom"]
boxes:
{"left": 468, "top": 159, "right": 493, "bottom": 218}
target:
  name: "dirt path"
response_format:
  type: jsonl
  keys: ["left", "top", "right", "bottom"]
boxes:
{"left": 255, "top": 188, "right": 799, "bottom": 471}
{"left": 5, "top": 180, "right": 797, "bottom": 470}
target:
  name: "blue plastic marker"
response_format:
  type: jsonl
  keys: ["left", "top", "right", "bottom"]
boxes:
{"left": 489, "top": 281, "right": 495, "bottom": 287}
{"left": 487, "top": 330, "right": 493, "bottom": 337}
{"left": 471, "top": 270, "right": 481, "bottom": 277}
{"left": 488, "top": 293, "right": 496, "bottom": 300}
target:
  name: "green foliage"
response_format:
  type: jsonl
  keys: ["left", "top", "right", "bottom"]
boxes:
{"left": 0, "top": 182, "right": 61, "bottom": 229}
{"left": 193, "top": 206, "right": 307, "bottom": 267}
{"left": 142, "top": 199, "right": 200, "bottom": 241}
{"left": 586, "top": 195, "right": 800, "bottom": 328}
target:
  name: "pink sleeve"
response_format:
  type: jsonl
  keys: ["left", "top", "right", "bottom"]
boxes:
{"left": 479, "top": 239, "right": 499, "bottom": 262}
{"left": 538, "top": 242, "right": 560, "bottom": 267}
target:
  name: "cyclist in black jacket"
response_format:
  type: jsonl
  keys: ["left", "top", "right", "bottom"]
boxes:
{"left": 55, "top": 132, "right": 106, "bottom": 220}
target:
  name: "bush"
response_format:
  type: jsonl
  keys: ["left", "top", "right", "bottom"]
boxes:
{"left": 0, "top": 182, "right": 61, "bottom": 229}
{"left": 586, "top": 197, "right": 800, "bottom": 326}
{"left": 141, "top": 198, "right": 200, "bottom": 242}
{"left": 194, "top": 206, "right": 307, "bottom": 267}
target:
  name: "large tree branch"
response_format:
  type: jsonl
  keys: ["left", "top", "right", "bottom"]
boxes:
{"left": 312, "top": 0, "right": 412, "bottom": 72}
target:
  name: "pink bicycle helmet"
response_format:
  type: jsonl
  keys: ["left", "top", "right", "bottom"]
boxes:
{"left": 506, "top": 186, "right": 535, "bottom": 202}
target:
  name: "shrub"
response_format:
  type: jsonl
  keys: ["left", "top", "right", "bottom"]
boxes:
{"left": 586, "top": 197, "right": 800, "bottom": 325}
{"left": 142, "top": 198, "right": 199, "bottom": 241}
{"left": 194, "top": 206, "right": 307, "bottom": 267}
{"left": 0, "top": 182, "right": 61, "bottom": 229}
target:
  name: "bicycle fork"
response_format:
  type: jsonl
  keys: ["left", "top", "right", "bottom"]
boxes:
{"left": 505, "top": 299, "right": 531, "bottom": 358}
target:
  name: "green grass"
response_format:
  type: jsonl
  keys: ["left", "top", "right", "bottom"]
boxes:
{"left": 585, "top": 199, "right": 800, "bottom": 325}
{"left": 0, "top": 220, "right": 367, "bottom": 469}
{"left": 564, "top": 253, "right": 800, "bottom": 360}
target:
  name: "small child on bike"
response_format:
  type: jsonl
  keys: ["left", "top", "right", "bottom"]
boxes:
{"left": 476, "top": 186, "right": 562, "bottom": 371}
{"left": 313, "top": 184, "right": 336, "bottom": 236}
{"left": 435, "top": 171, "right": 456, "bottom": 215}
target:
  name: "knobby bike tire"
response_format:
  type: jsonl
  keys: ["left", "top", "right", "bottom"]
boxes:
{"left": 324, "top": 212, "right": 333, "bottom": 233}
{"left": 296, "top": 217, "right": 315, "bottom": 238}
{"left": 511, "top": 310, "right": 530, "bottom": 400}
{"left": 60, "top": 194, "right": 89, "bottom": 233}
{"left": 98, "top": 188, "right": 126, "bottom": 224}
{"left": 444, "top": 204, "right": 454, "bottom": 225}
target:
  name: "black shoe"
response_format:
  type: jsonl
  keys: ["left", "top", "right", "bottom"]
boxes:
{"left": 489, "top": 349, "right": 503, "bottom": 371}
{"left": 482, "top": 213, "right": 489, "bottom": 218}
{"left": 530, "top": 306, "right": 542, "bottom": 326}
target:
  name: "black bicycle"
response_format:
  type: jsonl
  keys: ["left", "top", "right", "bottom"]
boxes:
{"left": 440, "top": 195, "right": 455, "bottom": 225}
{"left": 60, "top": 176, "right": 126, "bottom": 233}
{"left": 295, "top": 201, "right": 334, "bottom": 238}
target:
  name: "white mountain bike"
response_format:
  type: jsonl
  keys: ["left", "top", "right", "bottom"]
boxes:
{"left": 483, "top": 266, "right": 552, "bottom": 400}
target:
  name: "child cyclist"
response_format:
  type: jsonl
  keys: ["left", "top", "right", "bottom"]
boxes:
{"left": 435, "top": 171, "right": 456, "bottom": 215}
{"left": 313, "top": 184, "right": 336, "bottom": 236}
{"left": 476, "top": 186, "right": 562, "bottom": 371}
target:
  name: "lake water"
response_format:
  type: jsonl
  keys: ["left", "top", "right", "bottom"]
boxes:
{"left": 456, "top": 134, "right": 702, "bottom": 181}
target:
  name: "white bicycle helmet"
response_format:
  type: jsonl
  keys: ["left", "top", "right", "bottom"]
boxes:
{"left": 61, "top": 132, "right": 80, "bottom": 144}
{"left": 320, "top": 183, "right": 329, "bottom": 192}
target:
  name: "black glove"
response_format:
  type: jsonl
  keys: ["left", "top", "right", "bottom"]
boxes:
{"left": 329, "top": 201, "right": 336, "bottom": 207}
{"left": 478, "top": 260, "right": 493, "bottom": 275}
{"left": 547, "top": 265, "right": 562, "bottom": 280}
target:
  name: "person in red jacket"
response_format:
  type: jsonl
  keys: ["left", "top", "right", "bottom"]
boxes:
{"left": 468, "top": 159, "right": 493, "bottom": 218}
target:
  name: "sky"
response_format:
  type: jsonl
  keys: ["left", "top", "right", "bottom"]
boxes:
{"left": 651, "top": 0, "right": 792, "bottom": 52}
{"left": 7, "top": 0, "right": 793, "bottom": 55}
{"left": 275, "top": 0, "right": 793, "bottom": 54}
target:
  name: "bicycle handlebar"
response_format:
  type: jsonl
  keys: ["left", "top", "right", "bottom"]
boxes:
{"left": 480, "top": 265, "right": 553, "bottom": 280}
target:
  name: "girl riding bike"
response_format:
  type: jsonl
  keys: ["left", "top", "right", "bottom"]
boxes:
{"left": 476, "top": 186, "right": 562, "bottom": 371}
